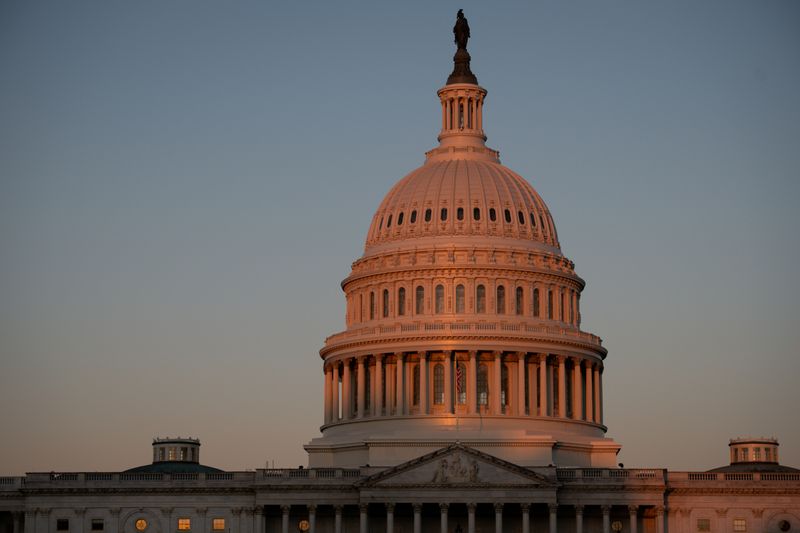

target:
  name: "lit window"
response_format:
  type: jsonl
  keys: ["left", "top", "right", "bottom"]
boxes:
{"left": 457, "top": 207, "right": 464, "bottom": 221}
{"left": 135, "top": 520, "right": 148, "bottom": 532}
{"left": 496, "top": 285, "right": 505, "bottom": 314}
{"left": 178, "top": 518, "right": 191, "bottom": 531}
{"left": 697, "top": 518, "right": 711, "bottom": 532}
{"left": 91, "top": 520, "right": 104, "bottom": 531}
{"left": 383, "top": 289, "right": 389, "bottom": 318}
{"left": 741, "top": 448, "right": 749, "bottom": 461}
{"left": 397, "top": 212, "right": 404, "bottom": 225}
{"left": 57, "top": 520, "right": 69, "bottom": 532}
{"left": 733, "top": 519, "right": 746, "bottom": 532}
{"left": 518, "top": 211, "right": 525, "bottom": 224}
{"left": 180, "top": 447, "right": 187, "bottom": 460}
{"left": 440, "top": 208, "right": 448, "bottom": 221}
{"left": 168, "top": 448, "right": 176, "bottom": 461}
{"left": 410, "top": 210, "right": 417, "bottom": 223}
{"left": 477, "top": 364, "right": 489, "bottom": 405}
{"left": 456, "top": 363, "right": 466, "bottom": 404}
{"left": 533, "top": 288, "right": 540, "bottom": 317}
{"left": 455, "top": 284, "right": 465, "bottom": 314}
{"left": 504, "top": 209, "right": 512, "bottom": 223}
{"left": 476, "top": 285, "right": 486, "bottom": 313}
{"left": 415, "top": 286, "right": 424, "bottom": 314}
{"left": 434, "top": 364, "right": 444, "bottom": 404}
{"left": 473, "top": 207, "right": 480, "bottom": 220}
{"left": 424, "top": 208, "right": 432, "bottom": 222}
{"left": 435, "top": 284, "right": 444, "bottom": 314}
{"left": 489, "top": 208, "right": 497, "bottom": 222}
{"left": 515, "top": 287, "right": 523, "bottom": 315}
{"left": 398, "top": 288, "right": 406, "bottom": 316}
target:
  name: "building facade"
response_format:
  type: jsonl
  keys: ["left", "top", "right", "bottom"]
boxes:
{"left": 1, "top": 12, "right": 798, "bottom": 533}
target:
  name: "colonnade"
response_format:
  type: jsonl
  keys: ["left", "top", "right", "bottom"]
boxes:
{"left": 276, "top": 503, "right": 653, "bottom": 533}
{"left": 440, "top": 93, "right": 484, "bottom": 133}
{"left": 323, "top": 351, "right": 603, "bottom": 426}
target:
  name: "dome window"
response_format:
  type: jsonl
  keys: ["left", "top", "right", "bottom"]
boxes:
{"left": 415, "top": 286, "right": 425, "bottom": 314}
{"left": 496, "top": 285, "right": 506, "bottom": 314}
{"left": 435, "top": 284, "right": 445, "bottom": 313}
{"left": 410, "top": 210, "right": 417, "bottom": 223}
{"left": 397, "top": 212, "right": 404, "bottom": 225}
{"left": 516, "top": 287, "right": 524, "bottom": 315}
{"left": 370, "top": 292, "right": 376, "bottom": 320}
{"left": 504, "top": 209, "right": 512, "bottom": 223}
{"left": 473, "top": 207, "right": 480, "bottom": 220}
{"left": 476, "top": 285, "right": 486, "bottom": 313}
{"left": 382, "top": 289, "right": 389, "bottom": 318}
{"left": 440, "top": 208, "right": 448, "bottom": 221}
{"left": 398, "top": 287, "right": 406, "bottom": 316}
{"left": 489, "top": 208, "right": 497, "bottom": 222}
{"left": 518, "top": 211, "right": 525, "bottom": 224}
{"left": 455, "top": 284, "right": 465, "bottom": 313}
{"left": 379, "top": 217, "right": 384, "bottom": 230}
{"left": 424, "top": 209, "right": 432, "bottom": 222}
{"left": 433, "top": 364, "right": 444, "bottom": 404}
{"left": 457, "top": 207, "right": 464, "bottom": 221}
{"left": 387, "top": 214, "right": 392, "bottom": 228}
{"left": 530, "top": 213, "right": 536, "bottom": 227}
{"left": 533, "top": 288, "right": 540, "bottom": 317}
{"left": 477, "top": 364, "right": 489, "bottom": 405}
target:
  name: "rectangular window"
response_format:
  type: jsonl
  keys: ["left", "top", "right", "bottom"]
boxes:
{"left": 212, "top": 519, "right": 225, "bottom": 531}
{"left": 733, "top": 519, "right": 747, "bottom": 532}
{"left": 57, "top": 520, "right": 69, "bottom": 532}
{"left": 765, "top": 448, "right": 772, "bottom": 461}
{"left": 754, "top": 447, "right": 761, "bottom": 461}
{"left": 741, "top": 448, "right": 749, "bottom": 461}
{"left": 697, "top": 518, "right": 711, "bottom": 532}
{"left": 91, "top": 520, "right": 104, "bottom": 531}
{"left": 178, "top": 518, "right": 191, "bottom": 531}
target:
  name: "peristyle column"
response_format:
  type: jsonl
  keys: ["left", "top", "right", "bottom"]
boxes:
{"left": 396, "top": 353, "right": 405, "bottom": 415}
{"left": 467, "top": 503, "right": 476, "bottom": 533}
{"left": 594, "top": 364, "right": 602, "bottom": 424}
{"left": 557, "top": 356, "right": 566, "bottom": 417}
{"left": 444, "top": 351, "right": 453, "bottom": 413}
{"left": 516, "top": 353, "right": 526, "bottom": 415}
{"left": 521, "top": 504, "right": 531, "bottom": 533}
{"left": 601, "top": 506, "right": 611, "bottom": 533}
{"left": 357, "top": 357, "right": 366, "bottom": 418}
{"left": 413, "top": 504, "right": 421, "bottom": 533}
{"left": 331, "top": 364, "right": 339, "bottom": 422}
{"left": 280, "top": 506, "right": 289, "bottom": 533}
{"left": 323, "top": 365, "right": 331, "bottom": 423}
{"left": 571, "top": 358, "right": 582, "bottom": 420}
{"left": 342, "top": 359, "right": 352, "bottom": 420}
{"left": 374, "top": 354, "right": 383, "bottom": 416}
{"left": 584, "top": 360, "right": 593, "bottom": 422}
{"left": 385, "top": 504, "right": 394, "bottom": 533}
{"left": 549, "top": 504, "right": 558, "bottom": 533}
{"left": 468, "top": 351, "right": 477, "bottom": 414}
{"left": 419, "top": 352, "right": 428, "bottom": 414}
{"left": 575, "top": 505, "right": 584, "bottom": 533}
{"left": 491, "top": 351, "right": 502, "bottom": 415}
{"left": 629, "top": 505, "right": 638, "bottom": 533}
{"left": 538, "top": 355, "right": 548, "bottom": 416}
{"left": 494, "top": 503, "right": 503, "bottom": 533}
{"left": 439, "top": 503, "right": 448, "bottom": 533}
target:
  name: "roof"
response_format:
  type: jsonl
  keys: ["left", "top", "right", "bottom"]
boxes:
{"left": 124, "top": 461, "right": 223, "bottom": 474}
{"left": 708, "top": 462, "right": 800, "bottom": 473}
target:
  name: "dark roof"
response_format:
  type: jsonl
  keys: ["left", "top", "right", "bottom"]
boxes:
{"left": 708, "top": 462, "right": 800, "bottom": 473}
{"left": 124, "top": 461, "right": 223, "bottom": 474}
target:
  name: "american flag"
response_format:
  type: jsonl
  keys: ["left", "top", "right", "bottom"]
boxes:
{"left": 456, "top": 363, "right": 464, "bottom": 394}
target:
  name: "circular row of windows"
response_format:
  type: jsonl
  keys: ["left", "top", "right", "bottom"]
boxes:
{"left": 378, "top": 207, "right": 547, "bottom": 231}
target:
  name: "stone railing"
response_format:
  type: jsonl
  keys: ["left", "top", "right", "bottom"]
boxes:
{"left": 261, "top": 468, "right": 362, "bottom": 481}
{"left": 20, "top": 471, "right": 257, "bottom": 488}
{"left": 0, "top": 477, "right": 24, "bottom": 490}
{"left": 325, "top": 320, "right": 602, "bottom": 349}
{"left": 556, "top": 468, "right": 664, "bottom": 483}
{"left": 671, "top": 472, "right": 800, "bottom": 482}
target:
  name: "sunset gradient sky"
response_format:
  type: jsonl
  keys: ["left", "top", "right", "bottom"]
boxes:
{"left": 1, "top": 1, "right": 799, "bottom": 475}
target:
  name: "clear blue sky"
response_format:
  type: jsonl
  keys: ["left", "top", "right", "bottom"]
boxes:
{"left": 1, "top": 1, "right": 798, "bottom": 474}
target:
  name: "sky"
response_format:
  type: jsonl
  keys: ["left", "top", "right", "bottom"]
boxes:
{"left": 1, "top": 1, "right": 799, "bottom": 475}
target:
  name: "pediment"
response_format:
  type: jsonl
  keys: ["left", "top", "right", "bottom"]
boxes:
{"left": 357, "top": 444, "right": 554, "bottom": 488}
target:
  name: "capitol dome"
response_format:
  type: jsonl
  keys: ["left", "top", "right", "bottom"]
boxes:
{"left": 306, "top": 31, "right": 620, "bottom": 469}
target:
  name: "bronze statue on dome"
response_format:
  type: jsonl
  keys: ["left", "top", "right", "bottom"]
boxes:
{"left": 447, "top": 10, "right": 478, "bottom": 85}
{"left": 454, "top": 9, "right": 470, "bottom": 50}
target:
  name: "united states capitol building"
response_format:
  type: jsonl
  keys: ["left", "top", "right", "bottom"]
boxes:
{"left": 1, "top": 12, "right": 798, "bottom": 533}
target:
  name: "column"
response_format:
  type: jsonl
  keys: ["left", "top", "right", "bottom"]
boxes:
{"left": 494, "top": 503, "right": 503, "bottom": 533}
{"left": 375, "top": 354, "right": 383, "bottom": 416}
{"left": 74, "top": 509, "right": 85, "bottom": 533}
{"left": 629, "top": 505, "right": 638, "bottom": 533}
{"left": 324, "top": 365, "right": 332, "bottom": 423}
{"left": 516, "top": 353, "right": 526, "bottom": 415}
{"left": 385, "top": 504, "right": 394, "bottom": 533}
{"left": 281, "top": 506, "right": 289, "bottom": 533}
{"left": 552, "top": 285, "right": 560, "bottom": 321}
{"left": 109, "top": 508, "right": 120, "bottom": 533}
{"left": 359, "top": 504, "right": 368, "bottom": 533}
{"left": 419, "top": 352, "right": 428, "bottom": 414}
{"left": 252, "top": 507, "right": 263, "bottom": 533}
{"left": 491, "top": 351, "right": 502, "bottom": 415}
{"left": 521, "top": 504, "right": 531, "bottom": 533}
{"left": 575, "top": 505, "right": 584, "bottom": 533}
{"left": 23, "top": 511, "right": 35, "bottom": 533}
{"left": 538, "top": 355, "right": 548, "bottom": 416}
{"left": 468, "top": 351, "right": 477, "bottom": 414}
{"left": 357, "top": 357, "right": 366, "bottom": 419}
{"left": 444, "top": 351, "right": 453, "bottom": 413}
{"left": 333, "top": 507, "right": 342, "bottom": 533}
{"left": 441, "top": 97, "right": 447, "bottom": 131}
{"left": 571, "top": 358, "right": 582, "bottom": 420}
{"left": 601, "top": 506, "right": 611, "bottom": 533}
{"left": 572, "top": 290, "right": 578, "bottom": 325}
{"left": 584, "top": 360, "right": 593, "bottom": 422}
{"left": 467, "top": 503, "right": 476, "bottom": 533}
{"left": 386, "top": 360, "right": 395, "bottom": 414}
{"left": 307, "top": 505, "right": 316, "bottom": 533}
{"left": 549, "top": 504, "right": 558, "bottom": 533}
{"left": 440, "top": 503, "right": 448, "bottom": 533}
{"left": 331, "top": 364, "right": 339, "bottom": 422}
{"left": 160, "top": 508, "right": 172, "bottom": 533}
{"left": 342, "top": 359, "right": 352, "bottom": 420}
{"left": 12, "top": 512, "right": 21, "bottom": 533}
{"left": 594, "top": 364, "right": 602, "bottom": 424}
{"left": 528, "top": 357, "right": 537, "bottom": 417}
{"left": 557, "top": 356, "right": 566, "bottom": 417}
{"left": 396, "top": 353, "right": 405, "bottom": 415}
{"left": 413, "top": 504, "right": 422, "bottom": 533}
{"left": 655, "top": 506, "right": 665, "bottom": 533}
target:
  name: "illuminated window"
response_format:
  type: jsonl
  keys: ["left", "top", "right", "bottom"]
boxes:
{"left": 168, "top": 448, "right": 176, "bottom": 461}
{"left": 435, "top": 284, "right": 444, "bottom": 314}
{"left": 370, "top": 292, "right": 375, "bottom": 320}
{"left": 135, "top": 520, "right": 148, "bottom": 532}
{"left": 515, "top": 287, "right": 523, "bottom": 315}
{"left": 477, "top": 364, "right": 489, "bottom": 405}
{"left": 741, "top": 448, "right": 749, "bottom": 461}
{"left": 180, "top": 447, "right": 187, "bottom": 460}
{"left": 455, "top": 284, "right": 465, "bottom": 314}
{"left": 457, "top": 207, "right": 464, "bottom": 221}
{"left": 415, "top": 286, "right": 424, "bottom": 314}
{"left": 697, "top": 518, "right": 711, "bottom": 532}
{"left": 212, "top": 520, "right": 225, "bottom": 532}
{"left": 57, "top": 520, "right": 69, "bottom": 532}
{"left": 489, "top": 208, "right": 497, "bottom": 222}
{"left": 178, "top": 518, "right": 191, "bottom": 531}
{"left": 533, "top": 288, "right": 540, "bottom": 317}
{"left": 397, "top": 212, "right": 404, "bottom": 225}
{"left": 496, "top": 285, "right": 505, "bottom": 314}
{"left": 398, "top": 288, "right": 406, "bottom": 316}
{"left": 434, "top": 364, "right": 444, "bottom": 404}
{"left": 733, "top": 519, "right": 746, "bottom": 532}
{"left": 424, "top": 208, "right": 432, "bottom": 222}
{"left": 476, "top": 285, "right": 486, "bottom": 313}
{"left": 383, "top": 289, "right": 389, "bottom": 318}
{"left": 91, "top": 520, "right": 104, "bottom": 531}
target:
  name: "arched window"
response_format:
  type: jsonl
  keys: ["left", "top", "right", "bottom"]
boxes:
{"left": 435, "top": 284, "right": 445, "bottom": 314}
{"left": 478, "top": 364, "right": 489, "bottom": 405}
{"left": 504, "top": 209, "right": 512, "bottom": 223}
{"left": 473, "top": 207, "right": 480, "bottom": 220}
{"left": 370, "top": 291, "right": 375, "bottom": 320}
{"left": 489, "top": 208, "right": 497, "bottom": 222}
{"left": 382, "top": 289, "right": 389, "bottom": 318}
{"left": 530, "top": 213, "right": 536, "bottom": 227}
{"left": 410, "top": 210, "right": 417, "bottom": 224}
{"left": 560, "top": 290, "right": 566, "bottom": 321}
{"left": 433, "top": 364, "right": 444, "bottom": 405}
{"left": 476, "top": 285, "right": 486, "bottom": 313}
{"left": 413, "top": 365, "right": 420, "bottom": 406}
{"left": 397, "top": 212, "right": 404, "bottom": 225}
{"left": 425, "top": 208, "right": 432, "bottom": 222}
{"left": 533, "top": 288, "right": 540, "bottom": 318}
{"left": 455, "top": 284, "right": 465, "bottom": 314}
{"left": 456, "top": 362, "right": 467, "bottom": 404}
{"left": 518, "top": 211, "right": 525, "bottom": 224}
{"left": 359, "top": 294, "right": 363, "bottom": 322}
{"left": 440, "top": 208, "right": 448, "bottom": 221}
{"left": 569, "top": 290, "right": 574, "bottom": 323}
{"left": 387, "top": 214, "right": 392, "bottom": 227}
{"left": 398, "top": 287, "right": 406, "bottom": 316}
{"left": 379, "top": 217, "right": 384, "bottom": 230}
{"left": 515, "top": 287, "right": 524, "bottom": 315}
{"left": 457, "top": 207, "right": 464, "bottom": 221}
{"left": 501, "top": 364, "right": 509, "bottom": 409}
{"left": 416, "top": 286, "right": 425, "bottom": 314}
{"left": 496, "top": 285, "right": 506, "bottom": 314}
{"left": 547, "top": 290, "right": 553, "bottom": 319}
